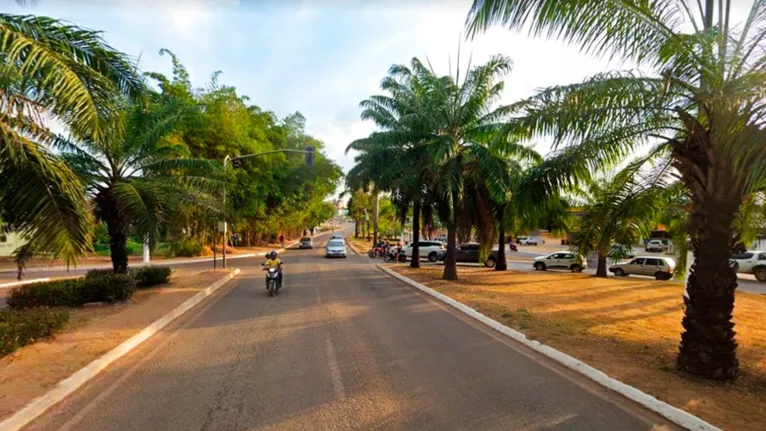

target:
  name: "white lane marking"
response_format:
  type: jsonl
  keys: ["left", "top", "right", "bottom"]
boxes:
{"left": 325, "top": 338, "right": 346, "bottom": 399}
{"left": 316, "top": 285, "right": 322, "bottom": 304}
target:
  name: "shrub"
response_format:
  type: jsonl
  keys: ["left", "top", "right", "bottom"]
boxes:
{"left": 131, "top": 266, "right": 172, "bottom": 288}
{"left": 167, "top": 239, "right": 203, "bottom": 258}
{"left": 84, "top": 270, "right": 136, "bottom": 304}
{"left": 0, "top": 307, "right": 69, "bottom": 357}
{"left": 7, "top": 279, "right": 85, "bottom": 309}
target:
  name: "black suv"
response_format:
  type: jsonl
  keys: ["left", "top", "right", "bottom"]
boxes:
{"left": 437, "top": 243, "right": 500, "bottom": 268}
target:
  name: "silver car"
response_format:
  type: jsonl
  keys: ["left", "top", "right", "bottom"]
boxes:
{"left": 609, "top": 256, "right": 675, "bottom": 280}
{"left": 299, "top": 237, "right": 313, "bottom": 249}
{"left": 325, "top": 239, "right": 347, "bottom": 258}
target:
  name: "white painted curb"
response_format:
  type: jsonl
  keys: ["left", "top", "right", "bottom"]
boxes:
{"left": 0, "top": 268, "right": 241, "bottom": 431}
{"left": 377, "top": 265, "right": 720, "bottom": 431}
{"left": 345, "top": 238, "right": 360, "bottom": 255}
{"left": 0, "top": 278, "right": 51, "bottom": 289}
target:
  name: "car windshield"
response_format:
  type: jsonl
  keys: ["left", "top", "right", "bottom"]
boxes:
{"left": 328, "top": 241, "right": 344, "bottom": 248}
{"left": 301, "top": 237, "right": 311, "bottom": 242}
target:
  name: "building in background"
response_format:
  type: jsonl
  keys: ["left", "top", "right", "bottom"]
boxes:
{"left": 0, "top": 231, "right": 24, "bottom": 257}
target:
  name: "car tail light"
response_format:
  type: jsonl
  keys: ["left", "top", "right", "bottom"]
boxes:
{"left": 440, "top": 245, "right": 445, "bottom": 250}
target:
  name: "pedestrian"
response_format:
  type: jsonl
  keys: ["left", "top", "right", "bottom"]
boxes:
{"left": 279, "top": 234, "right": 285, "bottom": 247}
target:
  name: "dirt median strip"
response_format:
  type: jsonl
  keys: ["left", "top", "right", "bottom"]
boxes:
{"left": 0, "top": 268, "right": 240, "bottom": 431}
{"left": 382, "top": 265, "right": 766, "bottom": 431}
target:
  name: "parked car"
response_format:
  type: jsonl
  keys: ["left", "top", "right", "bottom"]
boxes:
{"left": 533, "top": 251, "right": 586, "bottom": 272}
{"left": 517, "top": 236, "right": 539, "bottom": 246}
{"left": 325, "top": 239, "right": 347, "bottom": 258}
{"left": 609, "top": 256, "right": 675, "bottom": 280}
{"left": 404, "top": 241, "right": 445, "bottom": 262}
{"left": 330, "top": 234, "right": 343, "bottom": 240}
{"left": 644, "top": 239, "right": 665, "bottom": 252}
{"left": 437, "top": 243, "right": 500, "bottom": 268}
{"left": 299, "top": 237, "right": 313, "bottom": 249}
{"left": 731, "top": 251, "right": 766, "bottom": 281}
{"left": 436, "top": 234, "right": 448, "bottom": 243}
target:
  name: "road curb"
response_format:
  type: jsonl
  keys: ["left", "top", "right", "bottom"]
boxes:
{"left": 376, "top": 265, "right": 720, "bottom": 431}
{"left": 345, "top": 238, "right": 360, "bottom": 255}
{"left": 0, "top": 278, "right": 51, "bottom": 289}
{"left": 0, "top": 268, "right": 242, "bottom": 431}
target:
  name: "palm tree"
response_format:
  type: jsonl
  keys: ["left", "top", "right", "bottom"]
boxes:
{"left": 1, "top": 13, "right": 143, "bottom": 263}
{"left": 572, "top": 160, "right": 670, "bottom": 277}
{"left": 467, "top": 0, "right": 766, "bottom": 380}
{"left": 63, "top": 99, "right": 219, "bottom": 273}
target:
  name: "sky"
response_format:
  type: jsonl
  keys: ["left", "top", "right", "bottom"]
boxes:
{"left": 10, "top": 0, "right": 752, "bottom": 189}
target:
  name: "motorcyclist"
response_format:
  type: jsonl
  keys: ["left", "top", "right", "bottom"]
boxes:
{"left": 264, "top": 251, "right": 283, "bottom": 288}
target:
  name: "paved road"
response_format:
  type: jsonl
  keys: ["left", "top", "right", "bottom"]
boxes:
{"left": 25, "top": 227, "right": 675, "bottom": 430}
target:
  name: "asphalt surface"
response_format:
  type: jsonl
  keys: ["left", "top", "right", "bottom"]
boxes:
{"left": 24, "top": 225, "right": 676, "bottom": 431}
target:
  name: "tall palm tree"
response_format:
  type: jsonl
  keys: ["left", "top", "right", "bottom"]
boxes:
{"left": 467, "top": 0, "right": 766, "bottom": 380}
{"left": 63, "top": 99, "right": 219, "bottom": 273}
{"left": 1, "top": 14, "right": 143, "bottom": 263}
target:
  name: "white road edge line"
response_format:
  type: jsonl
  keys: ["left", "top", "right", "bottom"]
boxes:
{"left": 0, "top": 278, "right": 51, "bottom": 289}
{"left": 344, "top": 238, "right": 360, "bottom": 255}
{"left": 0, "top": 268, "right": 242, "bottom": 431}
{"left": 376, "top": 264, "right": 720, "bottom": 431}
{"left": 325, "top": 338, "right": 346, "bottom": 399}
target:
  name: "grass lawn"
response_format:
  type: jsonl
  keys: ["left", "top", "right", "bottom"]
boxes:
{"left": 392, "top": 265, "right": 766, "bottom": 431}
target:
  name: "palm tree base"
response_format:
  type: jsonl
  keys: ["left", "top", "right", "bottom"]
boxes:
{"left": 677, "top": 258, "right": 739, "bottom": 381}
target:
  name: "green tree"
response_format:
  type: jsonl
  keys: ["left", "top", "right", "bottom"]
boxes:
{"left": 63, "top": 98, "right": 218, "bottom": 273}
{"left": 572, "top": 161, "right": 669, "bottom": 277}
{"left": 0, "top": 14, "right": 142, "bottom": 263}
{"left": 467, "top": 0, "right": 766, "bottom": 380}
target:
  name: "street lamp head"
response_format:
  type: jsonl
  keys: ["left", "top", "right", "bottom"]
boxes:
{"left": 304, "top": 146, "right": 315, "bottom": 167}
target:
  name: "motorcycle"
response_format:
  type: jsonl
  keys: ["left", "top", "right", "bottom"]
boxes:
{"left": 510, "top": 242, "right": 518, "bottom": 252}
{"left": 261, "top": 263, "right": 282, "bottom": 297}
{"left": 383, "top": 248, "right": 407, "bottom": 263}
{"left": 367, "top": 244, "right": 389, "bottom": 258}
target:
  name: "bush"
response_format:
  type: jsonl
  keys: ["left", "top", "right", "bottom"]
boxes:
{"left": 167, "top": 239, "right": 203, "bottom": 257}
{"left": 7, "top": 279, "right": 85, "bottom": 309}
{"left": 0, "top": 307, "right": 69, "bottom": 357}
{"left": 8, "top": 270, "right": 137, "bottom": 309}
{"left": 84, "top": 270, "right": 136, "bottom": 304}
{"left": 131, "top": 266, "right": 172, "bottom": 288}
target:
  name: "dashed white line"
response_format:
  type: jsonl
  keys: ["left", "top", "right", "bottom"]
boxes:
{"left": 325, "top": 338, "right": 345, "bottom": 399}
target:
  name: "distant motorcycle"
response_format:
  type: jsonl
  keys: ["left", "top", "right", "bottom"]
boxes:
{"left": 383, "top": 248, "right": 407, "bottom": 263}
{"left": 510, "top": 242, "right": 518, "bottom": 252}
{"left": 367, "top": 244, "right": 389, "bottom": 258}
{"left": 261, "top": 263, "right": 282, "bottom": 297}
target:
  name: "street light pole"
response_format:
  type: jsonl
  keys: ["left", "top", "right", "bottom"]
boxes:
{"left": 220, "top": 147, "right": 315, "bottom": 269}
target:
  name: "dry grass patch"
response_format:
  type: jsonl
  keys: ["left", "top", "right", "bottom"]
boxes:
{"left": 0, "top": 269, "right": 236, "bottom": 421}
{"left": 393, "top": 265, "right": 766, "bottom": 431}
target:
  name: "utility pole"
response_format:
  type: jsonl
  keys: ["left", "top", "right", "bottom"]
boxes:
{"left": 221, "top": 147, "right": 315, "bottom": 268}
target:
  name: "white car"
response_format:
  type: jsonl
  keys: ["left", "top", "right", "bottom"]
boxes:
{"left": 645, "top": 239, "right": 665, "bottom": 252}
{"left": 533, "top": 251, "right": 586, "bottom": 272}
{"left": 609, "top": 256, "right": 676, "bottom": 280}
{"left": 404, "top": 241, "right": 445, "bottom": 262}
{"left": 325, "top": 239, "right": 347, "bottom": 258}
{"left": 517, "top": 236, "right": 539, "bottom": 246}
{"left": 731, "top": 251, "right": 766, "bottom": 281}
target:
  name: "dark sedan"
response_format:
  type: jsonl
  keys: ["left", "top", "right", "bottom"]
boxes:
{"left": 437, "top": 243, "right": 500, "bottom": 268}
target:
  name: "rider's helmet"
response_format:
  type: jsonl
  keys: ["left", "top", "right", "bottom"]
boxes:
{"left": 269, "top": 251, "right": 278, "bottom": 259}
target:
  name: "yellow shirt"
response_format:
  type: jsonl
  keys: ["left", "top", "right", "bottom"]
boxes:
{"left": 265, "top": 258, "right": 281, "bottom": 269}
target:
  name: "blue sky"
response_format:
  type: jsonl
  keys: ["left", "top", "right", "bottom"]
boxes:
{"left": 9, "top": 0, "right": 642, "bottom": 173}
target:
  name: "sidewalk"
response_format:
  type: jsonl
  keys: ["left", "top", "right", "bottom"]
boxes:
{"left": 0, "top": 268, "right": 237, "bottom": 422}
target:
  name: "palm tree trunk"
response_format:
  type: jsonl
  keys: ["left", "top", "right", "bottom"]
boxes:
{"left": 495, "top": 221, "right": 507, "bottom": 271}
{"left": 372, "top": 192, "right": 379, "bottom": 246}
{"left": 354, "top": 216, "right": 360, "bottom": 238}
{"left": 105, "top": 217, "right": 129, "bottom": 274}
{"left": 677, "top": 201, "right": 739, "bottom": 381}
{"left": 596, "top": 254, "right": 607, "bottom": 277}
{"left": 442, "top": 222, "right": 458, "bottom": 280}
{"left": 410, "top": 201, "right": 421, "bottom": 268}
